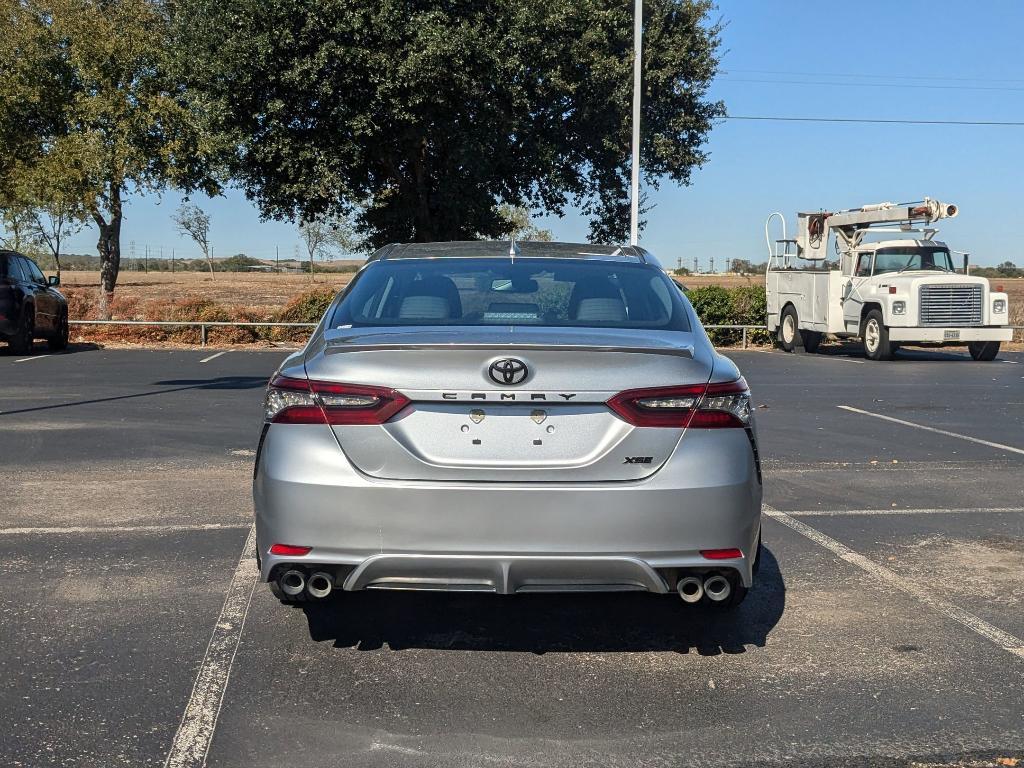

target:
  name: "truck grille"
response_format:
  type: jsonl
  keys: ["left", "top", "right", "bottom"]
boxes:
{"left": 919, "top": 284, "right": 983, "bottom": 326}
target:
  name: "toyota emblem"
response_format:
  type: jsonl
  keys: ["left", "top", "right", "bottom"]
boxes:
{"left": 487, "top": 358, "right": 528, "bottom": 385}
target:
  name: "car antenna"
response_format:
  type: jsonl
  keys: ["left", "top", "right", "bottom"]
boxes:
{"left": 509, "top": 237, "right": 519, "bottom": 264}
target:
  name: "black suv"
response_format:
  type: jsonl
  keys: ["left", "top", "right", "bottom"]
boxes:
{"left": 0, "top": 251, "right": 69, "bottom": 354}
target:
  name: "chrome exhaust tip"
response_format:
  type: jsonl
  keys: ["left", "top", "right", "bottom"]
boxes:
{"left": 307, "top": 571, "right": 334, "bottom": 599}
{"left": 677, "top": 575, "right": 704, "bottom": 604}
{"left": 279, "top": 569, "right": 306, "bottom": 597}
{"left": 703, "top": 574, "right": 731, "bottom": 602}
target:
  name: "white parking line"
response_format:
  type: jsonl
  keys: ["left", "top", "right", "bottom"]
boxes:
{"left": 165, "top": 525, "right": 257, "bottom": 768}
{"left": 837, "top": 405, "right": 1024, "bottom": 456}
{"left": 817, "top": 356, "right": 865, "bottom": 364}
{"left": 764, "top": 506, "right": 1024, "bottom": 660}
{"left": 0, "top": 522, "right": 251, "bottom": 536}
{"left": 785, "top": 506, "right": 1024, "bottom": 517}
{"left": 14, "top": 354, "right": 50, "bottom": 363}
{"left": 199, "top": 351, "right": 228, "bottom": 363}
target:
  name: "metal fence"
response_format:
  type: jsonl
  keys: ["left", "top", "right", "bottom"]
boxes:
{"left": 69, "top": 319, "right": 318, "bottom": 347}
{"left": 67, "top": 319, "right": 1024, "bottom": 349}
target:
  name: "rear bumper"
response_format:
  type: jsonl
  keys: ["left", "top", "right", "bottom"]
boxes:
{"left": 253, "top": 424, "right": 763, "bottom": 591}
{"left": 888, "top": 326, "right": 1012, "bottom": 343}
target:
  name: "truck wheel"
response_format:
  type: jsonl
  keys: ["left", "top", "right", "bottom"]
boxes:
{"left": 778, "top": 305, "right": 799, "bottom": 352}
{"left": 862, "top": 310, "right": 892, "bottom": 361}
{"left": 7, "top": 310, "right": 34, "bottom": 355}
{"left": 968, "top": 341, "right": 1000, "bottom": 361}
{"left": 48, "top": 310, "right": 69, "bottom": 351}
{"left": 801, "top": 330, "right": 823, "bottom": 354}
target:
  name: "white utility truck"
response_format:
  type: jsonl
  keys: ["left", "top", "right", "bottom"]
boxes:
{"left": 765, "top": 198, "right": 1011, "bottom": 360}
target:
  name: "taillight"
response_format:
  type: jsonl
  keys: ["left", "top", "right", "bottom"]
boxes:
{"left": 269, "top": 543, "right": 312, "bottom": 556}
{"left": 607, "top": 378, "right": 752, "bottom": 429}
{"left": 700, "top": 548, "right": 743, "bottom": 560}
{"left": 264, "top": 375, "right": 410, "bottom": 425}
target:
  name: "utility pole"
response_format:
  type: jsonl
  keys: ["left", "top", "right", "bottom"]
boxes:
{"left": 130, "top": 241, "right": 136, "bottom": 271}
{"left": 628, "top": 0, "right": 642, "bottom": 246}
{"left": 145, "top": 244, "right": 149, "bottom": 273}
{"left": 676, "top": 256, "right": 682, "bottom": 271}
{"left": 693, "top": 256, "right": 698, "bottom": 274}
{"left": 276, "top": 245, "right": 280, "bottom": 273}
{"left": 710, "top": 255, "right": 715, "bottom": 274}
{"left": 171, "top": 248, "right": 175, "bottom": 273}
{"left": 159, "top": 246, "right": 163, "bottom": 273}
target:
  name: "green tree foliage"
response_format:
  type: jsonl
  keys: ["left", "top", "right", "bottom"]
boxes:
{"left": 216, "top": 254, "right": 264, "bottom": 271}
{"left": 0, "top": 0, "right": 220, "bottom": 315}
{"left": 973, "top": 261, "right": 1023, "bottom": 278}
{"left": 175, "top": 0, "right": 723, "bottom": 248}
{"left": 493, "top": 205, "right": 554, "bottom": 242}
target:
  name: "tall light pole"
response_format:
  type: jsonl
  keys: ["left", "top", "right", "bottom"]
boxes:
{"left": 629, "top": 0, "right": 642, "bottom": 246}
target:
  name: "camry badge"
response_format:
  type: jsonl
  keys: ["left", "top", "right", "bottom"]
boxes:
{"left": 530, "top": 410, "right": 547, "bottom": 424}
{"left": 470, "top": 409, "right": 485, "bottom": 424}
{"left": 487, "top": 358, "right": 529, "bottom": 386}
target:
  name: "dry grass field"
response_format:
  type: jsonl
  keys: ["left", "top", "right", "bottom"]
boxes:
{"left": 61, "top": 269, "right": 359, "bottom": 309}
{"left": 57, "top": 270, "right": 1024, "bottom": 346}
{"left": 59, "top": 270, "right": 765, "bottom": 311}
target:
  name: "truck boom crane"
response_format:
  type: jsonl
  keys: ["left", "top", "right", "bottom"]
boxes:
{"left": 795, "top": 199, "right": 960, "bottom": 262}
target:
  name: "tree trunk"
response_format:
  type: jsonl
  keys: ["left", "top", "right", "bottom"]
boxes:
{"left": 205, "top": 252, "right": 216, "bottom": 279}
{"left": 54, "top": 252, "right": 62, "bottom": 282}
{"left": 411, "top": 138, "right": 434, "bottom": 242}
{"left": 309, "top": 254, "right": 315, "bottom": 281}
{"left": 93, "top": 189, "right": 122, "bottom": 320}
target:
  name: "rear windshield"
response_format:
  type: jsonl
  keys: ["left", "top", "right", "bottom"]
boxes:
{"left": 331, "top": 258, "right": 691, "bottom": 331}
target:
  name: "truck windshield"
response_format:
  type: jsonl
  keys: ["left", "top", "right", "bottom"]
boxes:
{"left": 873, "top": 247, "right": 954, "bottom": 274}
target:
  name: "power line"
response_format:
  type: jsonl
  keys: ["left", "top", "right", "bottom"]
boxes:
{"left": 719, "top": 77, "right": 1024, "bottom": 93}
{"left": 721, "top": 68, "right": 1024, "bottom": 85}
{"left": 724, "top": 115, "right": 1024, "bottom": 126}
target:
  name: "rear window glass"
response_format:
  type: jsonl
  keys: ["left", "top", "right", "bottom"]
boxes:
{"left": 331, "top": 258, "right": 691, "bottom": 331}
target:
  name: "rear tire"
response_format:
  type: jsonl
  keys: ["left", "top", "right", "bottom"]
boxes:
{"left": 778, "top": 305, "right": 799, "bottom": 352}
{"left": 800, "top": 329, "right": 823, "bottom": 354}
{"left": 7, "top": 310, "right": 34, "bottom": 355}
{"left": 968, "top": 341, "right": 1000, "bottom": 361}
{"left": 48, "top": 310, "right": 69, "bottom": 351}
{"left": 861, "top": 310, "right": 892, "bottom": 361}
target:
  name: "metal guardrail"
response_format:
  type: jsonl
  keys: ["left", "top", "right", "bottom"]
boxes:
{"left": 66, "top": 320, "right": 1024, "bottom": 349}
{"left": 69, "top": 319, "right": 317, "bottom": 347}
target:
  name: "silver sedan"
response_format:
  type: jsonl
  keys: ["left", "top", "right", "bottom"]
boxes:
{"left": 254, "top": 241, "right": 762, "bottom": 610}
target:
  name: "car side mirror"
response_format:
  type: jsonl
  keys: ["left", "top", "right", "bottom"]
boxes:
{"left": 48, "top": 275, "right": 60, "bottom": 286}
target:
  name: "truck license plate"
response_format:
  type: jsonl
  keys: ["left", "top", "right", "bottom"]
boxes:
{"left": 944, "top": 330, "right": 960, "bottom": 340}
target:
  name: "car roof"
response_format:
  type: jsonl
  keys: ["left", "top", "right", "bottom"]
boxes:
{"left": 367, "top": 240, "right": 662, "bottom": 267}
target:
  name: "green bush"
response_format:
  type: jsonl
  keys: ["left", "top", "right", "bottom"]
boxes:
{"left": 687, "top": 285, "right": 770, "bottom": 346}
{"left": 273, "top": 287, "right": 338, "bottom": 341}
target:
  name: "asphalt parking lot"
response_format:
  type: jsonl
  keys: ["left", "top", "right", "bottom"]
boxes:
{"left": 1, "top": 343, "right": 1022, "bottom": 767}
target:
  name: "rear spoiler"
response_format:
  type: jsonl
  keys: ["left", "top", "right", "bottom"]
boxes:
{"left": 323, "top": 330, "right": 694, "bottom": 359}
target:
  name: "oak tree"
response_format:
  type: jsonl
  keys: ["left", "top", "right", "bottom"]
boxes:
{"left": 175, "top": 0, "right": 723, "bottom": 247}
{"left": 0, "top": 0, "right": 220, "bottom": 315}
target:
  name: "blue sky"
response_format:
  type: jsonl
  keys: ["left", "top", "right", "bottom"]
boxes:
{"left": 61, "top": 0, "right": 1024, "bottom": 268}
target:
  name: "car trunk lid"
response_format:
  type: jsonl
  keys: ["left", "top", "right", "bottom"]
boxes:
{"left": 304, "top": 326, "right": 712, "bottom": 482}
